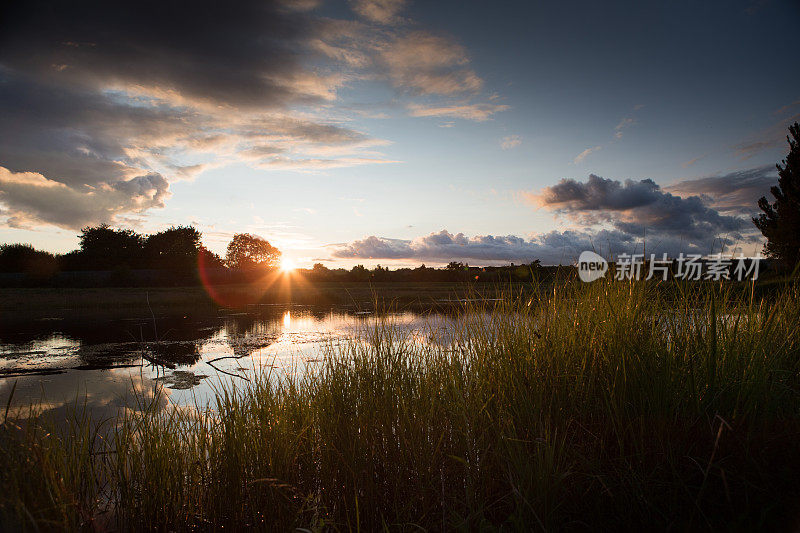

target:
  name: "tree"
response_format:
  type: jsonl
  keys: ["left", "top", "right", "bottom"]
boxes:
{"left": 0, "top": 244, "right": 57, "bottom": 278}
{"left": 225, "top": 233, "right": 281, "bottom": 270}
{"left": 76, "top": 224, "right": 144, "bottom": 270}
{"left": 349, "top": 264, "right": 369, "bottom": 281}
{"left": 753, "top": 122, "right": 800, "bottom": 269}
{"left": 144, "top": 226, "right": 202, "bottom": 271}
{"left": 198, "top": 246, "right": 225, "bottom": 269}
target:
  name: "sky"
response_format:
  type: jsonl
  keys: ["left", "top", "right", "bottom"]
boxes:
{"left": 0, "top": 0, "right": 798, "bottom": 267}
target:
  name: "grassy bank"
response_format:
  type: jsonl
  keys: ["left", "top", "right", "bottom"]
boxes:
{"left": 0, "top": 282, "right": 519, "bottom": 321}
{"left": 2, "top": 280, "right": 800, "bottom": 530}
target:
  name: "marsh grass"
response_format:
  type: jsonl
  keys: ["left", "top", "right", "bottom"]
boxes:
{"left": 2, "top": 279, "right": 800, "bottom": 530}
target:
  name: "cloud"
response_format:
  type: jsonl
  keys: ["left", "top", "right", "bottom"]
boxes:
{"left": 501, "top": 135, "right": 522, "bottom": 150}
{"left": 0, "top": 166, "right": 169, "bottom": 229}
{"left": 0, "top": 0, "right": 412, "bottom": 228}
{"left": 732, "top": 100, "right": 800, "bottom": 159}
{"left": 259, "top": 156, "right": 400, "bottom": 171}
{"left": 331, "top": 228, "right": 732, "bottom": 265}
{"left": 527, "top": 173, "right": 754, "bottom": 245}
{"left": 0, "top": 0, "right": 504, "bottom": 229}
{"left": 572, "top": 107, "right": 641, "bottom": 164}
{"left": 573, "top": 146, "right": 602, "bottom": 164}
{"left": 333, "top": 168, "right": 771, "bottom": 264}
{"left": 407, "top": 102, "right": 510, "bottom": 121}
{"left": 333, "top": 230, "right": 558, "bottom": 262}
{"left": 533, "top": 174, "right": 663, "bottom": 211}
{"left": 0, "top": 0, "right": 368, "bottom": 228}
{"left": 379, "top": 31, "right": 483, "bottom": 95}
{"left": 666, "top": 165, "right": 777, "bottom": 215}
{"left": 0, "top": 72, "right": 392, "bottom": 227}
{"left": 734, "top": 140, "right": 780, "bottom": 160}
{"left": 313, "top": 20, "right": 490, "bottom": 98}
{"left": 350, "top": 0, "right": 407, "bottom": 24}
{"left": 682, "top": 156, "right": 703, "bottom": 168}
{"left": 0, "top": 366, "right": 171, "bottom": 422}
{"left": 0, "top": 0, "right": 324, "bottom": 109}
{"left": 0, "top": 75, "right": 200, "bottom": 187}
{"left": 334, "top": 235, "right": 413, "bottom": 258}
{"left": 614, "top": 117, "right": 635, "bottom": 139}
{"left": 238, "top": 145, "right": 286, "bottom": 159}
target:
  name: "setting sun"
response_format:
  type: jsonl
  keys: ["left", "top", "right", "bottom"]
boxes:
{"left": 280, "top": 257, "right": 296, "bottom": 272}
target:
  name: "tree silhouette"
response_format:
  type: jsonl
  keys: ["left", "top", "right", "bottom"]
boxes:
{"left": 144, "top": 226, "right": 202, "bottom": 271}
{"left": 75, "top": 224, "right": 144, "bottom": 270}
{"left": 0, "top": 243, "right": 57, "bottom": 278}
{"left": 753, "top": 122, "right": 800, "bottom": 269}
{"left": 198, "top": 246, "right": 225, "bottom": 269}
{"left": 349, "top": 264, "right": 369, "bottom": 281}
{"left": 225, "top": 233, "right": 281, "bottom": 270}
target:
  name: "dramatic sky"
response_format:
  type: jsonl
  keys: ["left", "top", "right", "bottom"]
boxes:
{"left": 0, "top": 0, "right": 798, "bottom": 266}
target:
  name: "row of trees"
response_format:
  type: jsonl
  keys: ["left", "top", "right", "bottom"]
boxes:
{"left": 304, "top": 261, "right": 545, "bottom": 283}
{"left": 0, "top": 226, "right": 282, "bottom": 276}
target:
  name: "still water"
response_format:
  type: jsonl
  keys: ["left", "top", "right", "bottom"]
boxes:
{"left": 0, "top": 306, "right": 455, "bottom": 421}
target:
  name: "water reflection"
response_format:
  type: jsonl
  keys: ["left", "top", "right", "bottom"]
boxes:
{"left": 0, "top": 306, "right": 461, "bottom": 420}
{"left": 0, "top": 366, "right": 170, "bottom": 422}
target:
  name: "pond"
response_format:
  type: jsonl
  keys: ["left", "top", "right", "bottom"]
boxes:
{"left": 0, "top": 305, "right": 460, "bottom": 421}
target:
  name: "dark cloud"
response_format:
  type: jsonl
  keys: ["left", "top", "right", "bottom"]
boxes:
{"left": 529, "top": 173, "right": 750, "bottom": 243}
{"left": 608, "top": 193, "right": 744, "bottom": 241}
{"left": 0, "top": 73, "right": 201, "bottom": 187}
{"left": 332, "top": 228, "right": 737, "bottom": 265}
{"left": 0, "top": 0, "right": 320, "bottom": 108}
{"left": 666, "top": 165, "right": 777, "bottom": 215}
{"left": 536, "top": 174, "right": 663, "bottom": 211}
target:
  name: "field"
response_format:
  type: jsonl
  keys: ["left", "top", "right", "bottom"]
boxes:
{"left": 2, "top": 279, "right": 800, "bottom": 530}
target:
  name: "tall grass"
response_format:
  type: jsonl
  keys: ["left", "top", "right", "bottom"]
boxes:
{"left": 2, "top": 280, "right": 800, "bottom": 530}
